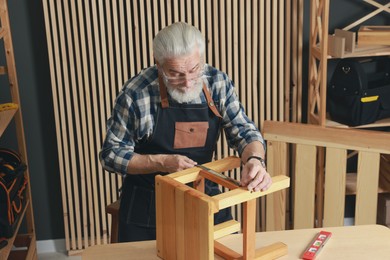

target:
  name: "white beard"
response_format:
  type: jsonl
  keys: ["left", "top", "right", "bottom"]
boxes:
{"left": 166, "top": 80, "right": 203, "bottom": 103}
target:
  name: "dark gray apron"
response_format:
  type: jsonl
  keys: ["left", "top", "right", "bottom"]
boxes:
{"left": 118, "top": 79, "right": 232, "bottom": 242}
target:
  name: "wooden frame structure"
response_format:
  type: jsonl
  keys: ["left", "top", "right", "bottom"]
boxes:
{"left": 156, "top": 156, "right": 289, "bottom": 260}
{"left": 264, "top": 120, "right": 390, "bottom": 230}
{"left": 308, "top": 0, "right": 390, "bottom": 127}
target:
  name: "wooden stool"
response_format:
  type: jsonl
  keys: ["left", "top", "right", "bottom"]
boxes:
{"left": 106, "top": 199, "right": 120, "bottom": 243}
{"left": 156, "top": 156, "right": 290, "bottom": 260}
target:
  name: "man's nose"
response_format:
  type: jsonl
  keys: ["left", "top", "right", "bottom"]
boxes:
{"left": 183, "top": 77, "right": 195, "bottom": 87}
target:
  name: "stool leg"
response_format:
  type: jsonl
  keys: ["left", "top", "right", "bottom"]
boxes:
{"left": 110, "top": 212, "right": 119, "bottom": 243}
{"left": 106, "top": 200, "right": 120, "bottom": 243}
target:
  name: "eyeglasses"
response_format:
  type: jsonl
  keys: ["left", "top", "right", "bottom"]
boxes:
{"left": 160, "top": 65, "right": 205, "bottom": 86}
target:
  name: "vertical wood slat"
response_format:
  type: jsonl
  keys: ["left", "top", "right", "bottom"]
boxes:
{"left": 155, "top": 176, "right": 177, "bottom": 259}
{"left": 293, "top": 144, "right": 317, "bottom": 229}
{"left": 42, "top": 0, "right": 300, "bottom": 253}
{"left": 266, "top": 140, "right": 288, "bottom": 231}
{"left": 42, "top": 1, "right": 71, "bottom": 251}
{"left": 54, "top": 1, "right": 79, "bottom": 250}
{"left": 65, "top": 1, "right": 88, "bottom": 248}
{"left": 323, "top": 147, "right": 347, "bottom": 227}
{"left": 355, "top": 152, "right": 381, "bottom": 225}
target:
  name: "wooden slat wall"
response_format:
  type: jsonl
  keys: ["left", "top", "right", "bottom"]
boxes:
{"left": 42, "top": 0, "right": 302, "bottom": 253}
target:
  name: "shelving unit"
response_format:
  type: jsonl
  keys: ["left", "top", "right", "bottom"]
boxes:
{"left": 307, "top": 0, "right": 390, "bottom": 227}
{"left": 308, "top": 0, "right": 390, "bottom": 127}
{"left": 0, "top": 0, "right": 37, "bottom": 259}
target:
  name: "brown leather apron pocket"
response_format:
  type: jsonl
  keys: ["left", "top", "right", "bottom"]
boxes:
{"left": 173, "top": 121, "right": 209, "bottom": 149}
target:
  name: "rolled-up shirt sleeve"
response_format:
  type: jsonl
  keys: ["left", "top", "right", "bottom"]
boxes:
{"left": 99, "top": 91, "right": 137, "bottom": 175}
{"left": 218, "top": 77, "right": 265, "bottom": 155}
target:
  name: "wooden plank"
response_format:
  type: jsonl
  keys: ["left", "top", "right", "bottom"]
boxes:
{"left": 155, "top": 175, "right": 177, "bottom": 259}
{"left": 214, "top": 241, "right": 242, "bottom": 260}
{"left": 239, "top": 0, "right": 245, "bottom": 110}
{"left": 328, "top": 35, "right": 345, "bottom": 58}
{"left": 293, "top": 144, "right": 316, "bottom": 229}
{"left": 291, "top": 0, "right": 298, "bottom": 122}
{"left": 343, "top": 2, "right": 390, "bottom": 31}
{"left": 65, "top": 1, "right": 88, "bottom": 248}
{"left": 126, "top": 1, "right": 135, "bottom": 77}
{"left": 263, "top": 120, "right": 390, "bottom": 154}
{"left": 155, "top": 175, "right": 163, "bottom": 258}
{"left": 214, "top": 220, "right": 241, "bottom": 240}
{"left": 133, "top": 0, "right": 141, "bottom": 72}
{"left": 284, "top": 0, "right": 291, "bottom": 121}
{"left": 358, "top": 26, "right": 390, "bottom": 46}
{"left": 355, "top": 152, "right": 380, "bottom": 225}
{"left": 119, "top": 0, "right": 128, "bottom": 81}
{"left": 175, "top": 183, "right": 187, "bottom": 259}
{"left": 78, "top": 0, "right": 98, "bottom": 246}
{"left": 184, "top": 189, "right": 213, "bottom": 260}
{"left": 254, "top": 242, "right": 288, "bottom": 259}
{"left": 169, "top": 156, "right": 241, "bottom": 183}
{"left": 243, "top": 199, "right": 256, "bottom": 259}
{"left": 199, "top": 169, "right": 239, "bottom": 190}
{"left": 197, "top": 192, "right": 214, "bottom": 260}
{"left": 252, "top": 0, "right": 259, "bottom": 126}
{"left": 215, "top": 175, "right": 290, "bottom": 210}
{"left": 139, "top": 0, "right": 148, "bottom": 67}
{"left": 42, "top": 0, "right": 71, "bottom": 250}
{"left": 272, "top": 0, "right": 277, "bottom": 120}
{"left": 259, "top": 0, "right": 265, "bottom": 125}
{"left": 266, "top": 141, "right": 288, "bottom": 231}
{"left": 323, "top": 147, "right": 347, "bottom": 227}
{"left": 296, "top": 0, "right": 303, "bottom": 122}
{"left": 55, "top": 0, "right": 79, "bottom": 249}
{"left": 335, "top": 29, "right": 356, "bottom": 52}
{"left": 265, "top": 0, "right": 271, "bottom": 120}
{"left": 246, "top": 0, "right": 252, "bottom": 119}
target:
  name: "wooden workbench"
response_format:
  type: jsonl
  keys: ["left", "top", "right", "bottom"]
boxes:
{"left": 82, "top": 225, "right": 390, "bottom": 259}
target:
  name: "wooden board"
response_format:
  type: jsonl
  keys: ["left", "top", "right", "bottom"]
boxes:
{"left": 358, "top": 26, "right": 390, "bottom": 46}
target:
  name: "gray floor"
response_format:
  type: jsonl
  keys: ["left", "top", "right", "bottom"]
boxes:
{"left": 38, "top": 252, "right": 82, "bottom": 260}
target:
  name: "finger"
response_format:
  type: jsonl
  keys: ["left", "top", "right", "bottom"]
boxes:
{"left": 254, "top": 176, "right": 270, "bottom": 192}
{"left": 179, "top": 155, "right": 196, "bottom": 165}
{"left": 180, "top": 158, "right": 197, "bottom": 169}
{"left": 247, "top": 173, "right": 263, "bottom": 191}
{"left": 240, "top": 167, "right": 258, "bottom": 187}
{"left": 252, "top": 174, "right": 273, "bottom": 192}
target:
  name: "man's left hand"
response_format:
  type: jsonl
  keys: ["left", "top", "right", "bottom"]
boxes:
{"left": 240, "top": 159, "right": 272, "bottom": 192}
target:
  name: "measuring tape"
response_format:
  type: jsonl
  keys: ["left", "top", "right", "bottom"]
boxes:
{"left": 302, "top": 231, "right": 332, "bottom": 260}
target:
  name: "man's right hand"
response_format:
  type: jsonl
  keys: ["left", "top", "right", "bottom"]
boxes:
{"left": 127, "top": 153, "right": 197, "bottom": 174}
{"left": 160, "top": 154, "right": 197, "bottom": 173}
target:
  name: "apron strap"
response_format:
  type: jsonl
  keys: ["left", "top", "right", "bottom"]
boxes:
{"left": 158, "top": 76, "right": 222, "bottom": 119}
{"left": 202, "top": 84, "right": 222, "bottom": 118}
{"left": 158, "top": 76, "right": 169, "bottom": 109}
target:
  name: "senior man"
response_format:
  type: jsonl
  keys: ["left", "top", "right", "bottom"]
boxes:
{"left": 100, "top": 22, "right": 271, "bottom": 242}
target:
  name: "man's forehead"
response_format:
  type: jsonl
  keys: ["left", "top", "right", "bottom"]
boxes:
{"left": 164, "top": 57, "right": 202, "bottom": 72}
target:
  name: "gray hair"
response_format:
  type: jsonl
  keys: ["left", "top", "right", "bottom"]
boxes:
{"left": 153, "top": 22, "right": 205, "bottom": 64}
